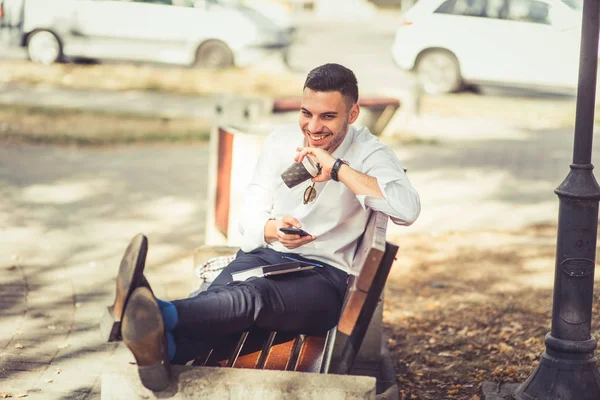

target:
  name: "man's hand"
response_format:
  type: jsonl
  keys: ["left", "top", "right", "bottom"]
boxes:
{"left": 264, "top": 216, "right": 316, "bottom": 249}
{"left": 295, "top": 147, "right": 336, "bottom": 183}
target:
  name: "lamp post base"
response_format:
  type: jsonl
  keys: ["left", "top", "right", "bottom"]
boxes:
{"left": 513, "top": 348, "right": 600, "bottom": 400}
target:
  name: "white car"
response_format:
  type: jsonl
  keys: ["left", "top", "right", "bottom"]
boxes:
{"left": 0, "top": 0, "right": 291, "bottom": 67}
{"left": 391, "top": 0, "right": 584, "bottom": 94}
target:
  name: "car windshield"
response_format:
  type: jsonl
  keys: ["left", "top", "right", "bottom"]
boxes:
{"left": 561, "top": 0, "right": 582, "bottom": 10}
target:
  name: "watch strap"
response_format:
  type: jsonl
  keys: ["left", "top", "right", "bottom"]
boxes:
{"left": 331, "top": 158, "right": 348, "bottom": 182}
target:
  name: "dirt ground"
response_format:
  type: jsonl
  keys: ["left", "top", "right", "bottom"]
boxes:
{"left": 385, "top": 224, "right": 600, "bottom": 400}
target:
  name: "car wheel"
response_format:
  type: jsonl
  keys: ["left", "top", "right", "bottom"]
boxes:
{"left": 415, "top": 50, "right": 462, "bottom": 95}
{"left": 27, "top": 30, "right": 62, "bottom": 65}
{"left": 195, "top": 41, "right": 234, "bottom": 68}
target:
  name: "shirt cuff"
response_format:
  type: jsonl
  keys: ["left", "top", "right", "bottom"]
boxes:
{"left": 358, "top": 177, "right": 421, "bottom": 225}
{"left": 356, "top": 176, "right": 390, "bottom": 210}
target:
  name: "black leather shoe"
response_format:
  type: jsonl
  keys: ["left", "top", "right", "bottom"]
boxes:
{"left": 122, "top": 286, "right": 170, "bottom": 392}
{"left": 100, "top": 233, "right": 150, "bottom": 342}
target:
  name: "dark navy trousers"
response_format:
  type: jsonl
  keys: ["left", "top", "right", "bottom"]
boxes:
{"left": 170, "top": 248, "right": 348, "bottom": 364}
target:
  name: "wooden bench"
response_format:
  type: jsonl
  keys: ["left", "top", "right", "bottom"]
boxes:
{"left": 197, "top": 124, "right": 401, "bottom": 398}
{"left": 193, "top": 212, "right": 399, "bottom": 398}
{"left": 194, "top": 211, "right": 396, "bottom": 369}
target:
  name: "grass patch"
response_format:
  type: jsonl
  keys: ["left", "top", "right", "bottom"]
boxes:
{"left": 0, "top": 105, "right": 211, "bottom": 146}
{"left": 0, "top": 61, "right": 303, "bottom": 97}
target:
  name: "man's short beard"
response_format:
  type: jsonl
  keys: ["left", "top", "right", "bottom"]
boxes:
{"left": 325, "top": 120, "right": 349, "bottom": 153}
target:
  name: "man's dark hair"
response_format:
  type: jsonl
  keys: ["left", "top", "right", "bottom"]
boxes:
{"left": 304, "top": 63, "right": 359, "bottom": 107}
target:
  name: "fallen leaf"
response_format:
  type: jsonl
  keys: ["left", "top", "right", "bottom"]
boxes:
{"left": 0, "top": 393, "right": 11, "bottom": 398}
{"left": 6, "top": 265, "right": 16, "bottom": 271}
{"left": 15, "top": 394, "right": 27, "bottom": 398}
{"left": 14, "top": 344, "right": 24, "bottom": 349}
{"left": 499, "top": 342, "right": 514, "bottom": 353}
{"left": 46, "top": 380, "right": 54, "bottom": 383}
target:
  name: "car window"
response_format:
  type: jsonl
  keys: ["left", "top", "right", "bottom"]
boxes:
{"left": 434, "top": 0, "right": 509, "bottom": 19}
{"left": 133, "top": 0, "right": 173, "bottom": 5}
{"left": 435, "top": 0, "right": 509, "bottom": 19}
{"left": 172, "top": 0, "right": 195, "bottom": 5}
{"left": 507, "top": 0, "right": 550, "bottom": 24}
{"left": 435, "top": 0, "right": 486, "bottom": 17}
{"left": 434, "top": 0, "right": 549, "bottom": 23}
{"left": 561, "top": 0, "right": 582, "bottom": 10}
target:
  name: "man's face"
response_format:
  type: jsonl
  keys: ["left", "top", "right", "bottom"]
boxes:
{"left": 299, "top": 88, "right": 359, "bottom": 153}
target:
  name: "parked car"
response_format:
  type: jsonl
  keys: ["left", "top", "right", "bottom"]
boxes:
{"left": 0, "top": 0, "right": 292, "bottom": 68}
{"left": 391, "top": 0, "right": 584, "bottom": 94}
{"left": 218, "top": 0, "right": 296, "bottom": 33}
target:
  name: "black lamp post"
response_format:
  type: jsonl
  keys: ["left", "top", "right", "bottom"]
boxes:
{"left": 514, "top": 2, "right": 600, "bottom": 399}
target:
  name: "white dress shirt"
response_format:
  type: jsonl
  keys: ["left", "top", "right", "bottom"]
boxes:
{"left": 237, "top": 124, "right": 421, "bottom": 275}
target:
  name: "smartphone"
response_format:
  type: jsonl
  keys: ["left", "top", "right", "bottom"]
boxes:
{"left": 279, "top": 227, "right": 311, "bottom": 237}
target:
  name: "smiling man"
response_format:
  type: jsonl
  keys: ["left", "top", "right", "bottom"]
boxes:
{"left": 111, "top": 63, "right": 420, "bottom": 391}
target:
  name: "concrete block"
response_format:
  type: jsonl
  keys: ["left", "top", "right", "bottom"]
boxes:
{"left": 482, "top": 381, "right": 520, "bottom": 400}
{"left": 101, "top": 364, "right": 376, "bottom": 400}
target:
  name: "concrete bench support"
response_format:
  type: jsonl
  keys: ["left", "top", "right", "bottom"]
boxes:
{"left": 101, "top": 364, "right": 376, "bottom": 400}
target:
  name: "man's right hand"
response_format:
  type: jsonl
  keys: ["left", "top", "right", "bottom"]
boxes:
{"left": 264, "top": 216, "right": 316, "bottom": 250}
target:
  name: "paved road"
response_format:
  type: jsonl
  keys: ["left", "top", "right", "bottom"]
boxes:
{"left": 1, "top": 143, "right": 209, "bottom": 399}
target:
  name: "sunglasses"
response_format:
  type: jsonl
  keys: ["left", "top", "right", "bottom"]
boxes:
{"left": 303, "top": 163, "right": 321, "bottom": 205}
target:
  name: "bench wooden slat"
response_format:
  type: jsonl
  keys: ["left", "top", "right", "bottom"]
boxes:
{"left": 263, "top": 333, "right": 300, "bottom": 370}
{"left": 352, "top": 213, "right": 387, "bottom": 290}
{"left": 229, "top": 331, "right": 256, "bottom": 368}
{"left": 230, "top": 329, "right": 277, "bottom": 368}
{"left": 337, "top": 289, "right": 368, "bottom": 336}
{"left": 215, "top": 128, "right": 234, "bottom": 236}
{"left": 294, "top": 333, "right": 329, "bottom": 373}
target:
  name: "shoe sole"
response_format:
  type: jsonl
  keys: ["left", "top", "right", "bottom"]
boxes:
{"left": 100, "top": 233, "right": 148, "bottom": 342}
{"left": 122, "top": 287, "right": 170, "bottom": 392}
